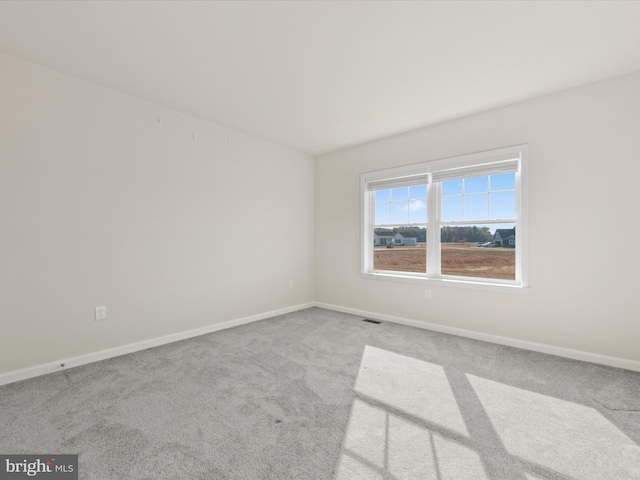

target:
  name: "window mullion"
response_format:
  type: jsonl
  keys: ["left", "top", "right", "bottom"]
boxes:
{"left": 487, "top": 175, "right": 491, "bottom": 218}
{"left": 427, "top": 180, "right": 439, "bottom": 278}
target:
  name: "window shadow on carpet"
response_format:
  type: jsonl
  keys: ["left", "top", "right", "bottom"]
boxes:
{"left": 334, "top": 346, "right": 640, "bottom": 480}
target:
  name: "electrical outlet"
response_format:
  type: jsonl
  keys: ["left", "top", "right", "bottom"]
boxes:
{"left": 288, "top": 279, "right": 294, "bottom": 289}
{"left": 424, "top": 289, "right": 432, "bottom": 300}
{"left": 95, "top": 306, "right": 107, "bottom": 321}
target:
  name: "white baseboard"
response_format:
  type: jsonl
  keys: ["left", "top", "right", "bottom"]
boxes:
{"left": 313, "top": 302, "right": 640, "bottom": 372}
{"left": 0, "top": 302, "right": 314, "bottom": 386}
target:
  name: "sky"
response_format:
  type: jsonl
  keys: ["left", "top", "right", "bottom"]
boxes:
{"left": 374, "top": 172, "right": 516, "bottom": 234}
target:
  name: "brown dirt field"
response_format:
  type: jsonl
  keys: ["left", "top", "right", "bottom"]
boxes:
{"left": 374, "top": 243, "right": 515, "bottom": 280}
{"left": 374, "top": 245, "right": 426, "bottom": 273}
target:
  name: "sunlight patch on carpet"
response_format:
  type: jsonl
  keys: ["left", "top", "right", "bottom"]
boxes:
{"left": 354, "top": 346, "right": 468, "bottom": 437}
{"left": 334, "top": 346, "right": 487, "bottom": 480}
{"left": 468, "top": 374, "right": 640, "bottom": 480}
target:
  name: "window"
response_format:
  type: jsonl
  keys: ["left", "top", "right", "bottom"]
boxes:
{"left": 361, "top": 145, "right": 528, "bottom": 291}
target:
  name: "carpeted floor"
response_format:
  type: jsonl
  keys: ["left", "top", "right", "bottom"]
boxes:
{"left": 1, "top": 307, "right": 639, "bottom": 479}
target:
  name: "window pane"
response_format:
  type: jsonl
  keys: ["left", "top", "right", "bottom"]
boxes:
{"left": 490, "top": 191, "right": 516, "bottom": 219}
{"left": 375, "top": 203, "right": 390, "bottom": 225}
{"left": 490, "top": 173, "right": 515, "bottom": 191}
{"left": 442, "top": 179, "right": 462, "bottom": 196}
{"left": 375, "top": 189, "right": 390, "bottom": 203}
{"left": 373, "top": 227, "right": 427, "bottom": 273}
{"left": 391, "top": 202, "right": 409, "bottom": 224}
{"left": 464, "top": 194, "right": 488, "bottom": 219}
{"left": 409, "top": 185, "right": 427, "bottom": 199}
{"left": 440, "top": 223, "right": 515, "bottom": 280}
{"left": 409, "top": 199, "right": 427, "bottom": 223}
{"left": 464, "top": 176, "right": 488, "bottom": 194}
{"left": 442, "top": 196, "right": 463, "bottom": 221}
{"left": 391, "top": 187, "right": 408, "bottom": 201}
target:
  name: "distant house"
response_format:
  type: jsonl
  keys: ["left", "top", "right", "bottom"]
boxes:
{"left": 393, "top": 232, "right": 417, "bottom": 246}
{"left": 493, "top": 227, "right": 516, "bottom": 247}
{"left": 373, "top": 232, "right": 394, "bottom": 246}
{"left": 374, "top": 231, "right": 418, "bottom": 246}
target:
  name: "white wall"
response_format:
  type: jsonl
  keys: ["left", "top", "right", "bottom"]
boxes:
{"left": 0, "top": 53, "right": 314, "bottom": 375}
{"left": 315, "top": 71, "right": 640, "bottom": 364}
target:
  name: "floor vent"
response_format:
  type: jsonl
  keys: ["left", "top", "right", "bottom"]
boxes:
{"left": 362, "top": 319, "right": 382, "bottom": 324}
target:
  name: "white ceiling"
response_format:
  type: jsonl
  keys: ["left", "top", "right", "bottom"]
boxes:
{"left": 1, "top": 1, "right": 640, "bottom": 155}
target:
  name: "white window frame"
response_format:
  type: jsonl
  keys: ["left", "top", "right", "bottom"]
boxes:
{"left": 360, "top": 144, "right": 529, "bottom": 293}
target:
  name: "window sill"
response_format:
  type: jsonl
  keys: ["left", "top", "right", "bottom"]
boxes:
{"left": 360, "top": 272, "right": 529, "bottom": 294}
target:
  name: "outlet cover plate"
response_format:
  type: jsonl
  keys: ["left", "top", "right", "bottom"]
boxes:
{"left": 95, "top": 306, "right": 107, "bottom": 321}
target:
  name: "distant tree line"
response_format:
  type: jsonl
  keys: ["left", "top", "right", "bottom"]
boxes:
{"left": 441, "top": 226, "right": 492, "bottom": 243}
{"left": 375, "top": 226, "right": 492, "bottom": 243}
